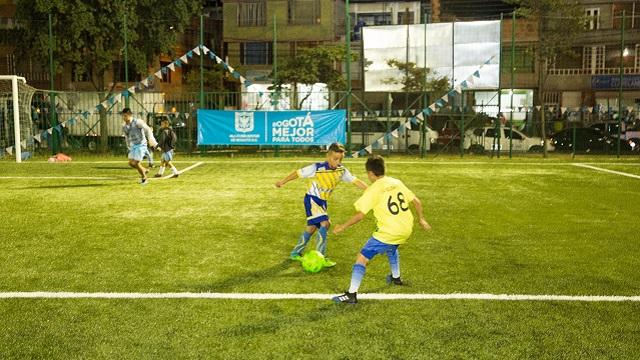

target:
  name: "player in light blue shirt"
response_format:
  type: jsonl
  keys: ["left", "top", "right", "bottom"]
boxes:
{"left": 121, "top": 108, "right": 159, "bottom": 184}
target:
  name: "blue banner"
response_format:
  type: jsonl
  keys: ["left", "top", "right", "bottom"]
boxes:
{"left": 591, "top": 75, "right": 640, "bottom": 89}
{"left": 197, "top": 110, "right": 346, "bottom": 145}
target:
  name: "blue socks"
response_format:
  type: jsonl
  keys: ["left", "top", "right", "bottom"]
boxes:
{"left": 387, "top": 247, "right": 400, "bottom": 278}
{"left": 316, "top": 226, "right": 328, "bottom": 255}
{"left": 348, "top": 263, "right": 367, "bottom": 293}
{"left": 291, "top": 231, "right": 312, "bottom": 257}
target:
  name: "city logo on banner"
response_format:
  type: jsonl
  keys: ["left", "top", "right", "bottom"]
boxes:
{"left": 235, "top": 112, "right": 254, "bottom": 133}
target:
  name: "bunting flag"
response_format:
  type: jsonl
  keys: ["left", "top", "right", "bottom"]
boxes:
{"left": 202, "top": 45, "right": 210, "bottom": 55}
{"left": 391, "top": 129, "right": 399, "bottom": 138}
{"left": 535, "top": 105, "right": 541, "bottom": 111}
{"left": 34, "top": 133, "right": 41, "bottom": 143}
{"left": 561, "top": 107, "right": 567, "bottom": 114}
{"left": 588, "top": 106, "right": 593, "bottom": 113}
{"left": 47, "top": 128, "right": 53, "bottom": 135}
{"left": 473, "top": 70, "right": 481, "bottom": 78}
{"left": 364, "top": 145, "right": 373, "bottom": 153}
{"left": 168, "top": 63, "right": 176, "bottom": 72}
{"left": 60, "top": 121, "right": 66, "bottom": 128}
{"left": 180, "top": 55, "right": 189, "bottom": 64}
{"left": 20, "top": 139, "right": 26, "bottom": 147}
{"left": 405, "top": 120, "right": 412, "bottom": 130}
{"left": 193, "top": 47, "right": 201, "bottom": 56}
{"left": 6, "top": 146, "right": 12, "bottom": 155}
{"left": 628, "top": 106, "right": 635, "bottom": 113}
{"left": 174, "top": 59, "right": 182, "bottom": 68}
{"left": 187, "top": 50, "right": 194, "bottom": 59}
{"left": 128, "top": 86, "right": 136, "bottom": 94}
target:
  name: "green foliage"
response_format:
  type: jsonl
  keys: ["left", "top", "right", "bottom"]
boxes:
{"left": 15, "top": 0, "right": 203, "bottom": 91}
{"left": 383, "top": 59, "right": 450, "bottom": 97}
{"left": 274, "top": 45, "right": 357, "bottom": 91}
{"left": 183, "top": 67, "right": 227, "bottom": 92}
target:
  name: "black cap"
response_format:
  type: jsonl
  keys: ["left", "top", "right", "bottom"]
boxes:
{"left": 121, "top": 107, "right": 132, "bottom": 114}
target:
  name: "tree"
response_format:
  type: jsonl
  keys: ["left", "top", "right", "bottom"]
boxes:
{"left": 383, "top": 59, "right": 450, "bottom": 97}
{"left": 506, "top": 0, "right": 585, "bottom": 157}
{"left": 15, "top": 0, "right": 203, "bottom": 151}
{"left": 271, "top": 45, "right": 357, "bottom": 109}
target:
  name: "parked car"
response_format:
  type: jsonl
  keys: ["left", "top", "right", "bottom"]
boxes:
{"left": 590, "top": 122, "right": 640, "bottom": 151}
{"left": 350, "top": 118, "right": 438, "bottom": 153}
{"left": 463, "top": 126, "right": 554, "bottom": 153}
{"left": 550, "top": 127, "right": 633, "bottom": 152}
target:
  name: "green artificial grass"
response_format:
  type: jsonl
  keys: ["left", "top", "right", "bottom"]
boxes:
{"left": 1, "top": 155, "right": 639, "bottom": 358}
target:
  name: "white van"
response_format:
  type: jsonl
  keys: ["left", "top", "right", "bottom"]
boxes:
{"left": 350, "top": 118, "right": 438, "bottom": 153}
{"left": 463, "top": 126, "right": 554, "bottom": 153}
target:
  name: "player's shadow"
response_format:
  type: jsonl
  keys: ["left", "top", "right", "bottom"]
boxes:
{"left": 194, "top": 259, "right": 293, "bottom": 292}
{"left": 93, "top": 166, "right": 129, "bottom": 170}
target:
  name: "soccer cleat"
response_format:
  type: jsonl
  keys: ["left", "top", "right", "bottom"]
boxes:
{"left": 140, "top": 177, "right": 148, "bottom": 185}
{"left": 323, "top": 258, "right": 337, "bottom": 267}
{"left": 153, "top": 174, "right": 162, "bottom": 178}
{"left": 332, "top": 291, "right": 357, "bottom": 304}
{"left": 172, "top": 173, "right": 179, "bottom": 178}
{"left": 385, "top": 274, "right": 403, "bottom": 285}
{"left": 289, "top": 253, "right": 303, "bottom": 262}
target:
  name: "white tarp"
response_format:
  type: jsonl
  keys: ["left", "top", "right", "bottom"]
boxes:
{"left": 363, "top": 20, "right": 501, "bottom": 91}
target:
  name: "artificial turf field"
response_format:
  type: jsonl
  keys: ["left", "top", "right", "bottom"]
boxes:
{"left": 1, "top": 155, "right": 639, "bottom": 358}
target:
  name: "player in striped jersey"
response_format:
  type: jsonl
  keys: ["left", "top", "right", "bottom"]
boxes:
{"left": 275, "top": 143, "right": 368, "bottom": 267}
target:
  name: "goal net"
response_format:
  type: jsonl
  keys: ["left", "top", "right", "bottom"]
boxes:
{"left": 0, "top": 76, "right": 36, "bottom": 162}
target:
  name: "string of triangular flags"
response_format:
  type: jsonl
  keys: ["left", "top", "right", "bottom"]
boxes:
{"left": 351, "top": 56, "right": 495, "bottom": 158}
{"left": 531, "top": 105, "right": 636, "bottom": 115}
{"left": 5, "top": 45, "right": 250, "bottom": 155}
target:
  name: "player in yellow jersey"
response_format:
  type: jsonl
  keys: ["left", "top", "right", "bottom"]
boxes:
{"left": 332, "top": 155, "right": 431, "bottom": 304}
{"left": 275, "top": 143, "right": 368, "bottom": 267}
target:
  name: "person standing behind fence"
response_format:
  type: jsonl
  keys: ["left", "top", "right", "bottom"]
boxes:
{"left": 154, "top": 118, "right": 180, "bottom": 178}
{"left": 122, "top": 107, "right": 159, "bottom": 184}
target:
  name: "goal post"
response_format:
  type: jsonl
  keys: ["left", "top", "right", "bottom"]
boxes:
{"left": 0, "top": 75, "right": 34, "bottom": 163}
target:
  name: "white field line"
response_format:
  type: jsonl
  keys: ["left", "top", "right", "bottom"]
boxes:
{"left": 0, "top": 176, "right": 124, "bottom": 180}
{"left": 0, "top": 292, "right": 639, "bottom": 302}
{"left": 148, "top": 161, "right": 204, "bottom": 181}
{"left": 573, "top": 163, "right": 640, "bottom": 179}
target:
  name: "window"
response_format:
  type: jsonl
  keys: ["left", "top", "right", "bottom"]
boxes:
{"left": 397, "top": 11, "right": 414, "bottom": 25}
{"left": 585, "top": 8, "right": 600, "bottom": 30}
{"left": 288, "top": 0, "right": 321, "bottom": 25}
{"left": 485, "top": 128, "right": 498, "bottom": 138}
{"left": 160, "top": 61, "right": 172, "bottom": 83}
{"left": 505, "top": 129, "right": 523, "bottom": 140}
{"left": 583, "top": 46, "right": 605, "bottom": 73}
{"left": 355, "top": 13, "right": 392, "bottom": 26}
{"left": 240, "top": 42, "right": 272, "bottom": 65}
{"left": 112, "top": 61, "right": 141, "bottom": 83}
{"left": 501, "top": 46, "right": 535, "bottom": 73}
{"left": 238, "top": 0, "right": 266, "bottom": 27}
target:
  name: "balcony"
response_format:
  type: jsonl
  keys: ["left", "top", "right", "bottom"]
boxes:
{"left": 547, "top": 67, "right": 639, "bottom": 75}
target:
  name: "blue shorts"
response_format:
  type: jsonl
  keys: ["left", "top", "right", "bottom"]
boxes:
{"left": 128, "top": 144, "right": 146, "bottom": 161}
{"left": 360, "top": 237, "right": 399, "bottom": 260}
{"left": 304, "top": 194, "right": 328, "bottom": 227}
{"left": 161, "top": 150, "right": 174, "bottom": 162}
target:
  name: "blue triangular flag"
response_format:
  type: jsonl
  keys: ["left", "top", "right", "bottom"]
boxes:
{"left": 161, "top": 67, "right": 168, "bottom": 74}
{"left": 232, "top": 71, "right": 241, "bottom": 79}
{"left": 460, "top": 80, "right": 468, "bottom": 88}
{"left": 245, "top": 80, "right": 253, "bottom": 87}
{"left": 447, "top": 90, "right": 457, "bottom": 98}
{"left": 208, "top": 52, "right": 216, "bottom": 61}
{"left": 423, "top": 108, "right": 433, "bottom": 116}
{"left": 174, "top": 59, "right": 182, "bottom": 68}
{"left": 187, "top": 50, "right": 194, "bottom": 58}
{"left": 82, "top": 111, "right": 89, "bottom": 118}
{"left": 473, "top": 70, "right": 480, "bottom": 78}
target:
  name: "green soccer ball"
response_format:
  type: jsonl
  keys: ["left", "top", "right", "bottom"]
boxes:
{"left": 301, "top": 250, "right": 325, "bottom": 273}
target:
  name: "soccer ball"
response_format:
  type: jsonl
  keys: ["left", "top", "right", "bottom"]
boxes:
{"left": 301, "top": 250, "right": 325, "bottom": 273}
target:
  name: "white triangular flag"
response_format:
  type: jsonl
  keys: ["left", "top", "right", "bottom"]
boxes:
{"left": 202, "top": 45, "right": 210, "bottom": 54}
{"left": 34, "top": 133, "right": 41, "bottom": 142}
{"left": 351, "top": 151, "right": 359, "bottom": 158}
{"left": 588, "top": 107, "right": 593, "bottom": 113}
{"left": 628, "top": 106, "right": 634, "bottom": 113}
{"left": 180, "top": 55, "right": 189, "bottom": 64}
{"left": 154, "top": 71, "right": 162, "bottom": 79}
{"left": 47, "top": 128, "right": 53, "bottom": 134}
{"left": 20, "top": 139, "right": 26, "bottom": 147}
{"left": 376, "top": 137, "right": 384, "bottom": 145}
{"left": 128, "top": 86, "right": 136, "bottom": 94}
{"left": 416, "top": 112, "right": 424, "bottom": 121}
{"left": 185, "top": 113, "right": 190, "bottom": 119}
{"left": 228, "top": 65, "right": 235, "bottom": 73}
{"left": 215, "top": 56, "right": 223, "bottom": 64}
{"left": 429, "top": 104, "right": 437, "bottom": 112}
{"left": 113, "top": 94, "right": 122, "bottom": 104}
{"left": 168, "top": 63, "right": 176, "bottom": 72}
{"left": 60, "top": 122, "right": 66, "bottom": 128}
{"left": 535, "top": 105, "right": 541, "bottom": 111}
{"left": 365, "top": 145, "right": 372, "bottom": 153}
{"left": 561, "top": 107, "right": 567, "bottom": 114}
{"left": 466, "top": 76, "right": 475, "bottom": 85}
{"left": 193, "top": 46, "right": 201, "bottom": 56}
{"left": 454, "top": 85, "right": 462, "bottom": 94}
{"left": 405, "top": 121, "right": 412, "bottom": 130}
{"left": 391, "top": 129, "right": 399, "bottom": 138}
{"left": 6, "top": 146, "right": 12, "bottom": 155}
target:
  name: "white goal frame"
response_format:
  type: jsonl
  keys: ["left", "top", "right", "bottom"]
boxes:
{"left": 0, "top": 75, "right": 27, "bottom": 163}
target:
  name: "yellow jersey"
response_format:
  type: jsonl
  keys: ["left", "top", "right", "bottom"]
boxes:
{"left": 354, "top": 176, "right": 415, "bottom": 244}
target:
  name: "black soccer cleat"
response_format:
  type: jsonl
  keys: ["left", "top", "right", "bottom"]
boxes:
{"left": 332, "top": 291, "right": 357, "bottom": 304}
{"left": 386, "top": 274, "right": 403, "bottom": 285}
